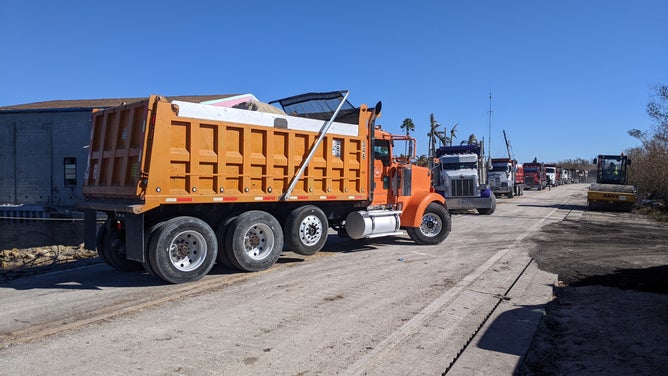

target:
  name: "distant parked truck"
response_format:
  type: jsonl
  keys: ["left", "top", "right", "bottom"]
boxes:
{"left": 561, "top": 168, "right": 570, "bottom": 184}
{"left": 488, "top": 158, "right": 524, "bottom": 198}
{"left": 433, "top": 144, "right": 496, "bottom": 214}
{"left": 545, "top": 164, "right": 558, "bottom": 187}
{"left": 515, "top": 163, "right": 525, "bottom": 195}
{"left": 523, "top": 162, "right": 546, "bottom": 190}
{"left": 80, "top": 91, "right": 452, "bottom": 284}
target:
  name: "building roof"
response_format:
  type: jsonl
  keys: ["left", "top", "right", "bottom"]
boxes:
{"left": 0, "top": 94, "right": 238, "bottom": 112}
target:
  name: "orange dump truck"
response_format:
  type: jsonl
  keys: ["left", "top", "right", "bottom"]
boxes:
{"left": 81, "top": 91, "right": 450, "bottom": 283}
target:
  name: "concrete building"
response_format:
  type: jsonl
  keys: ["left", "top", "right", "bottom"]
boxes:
{"left": 0, "top": 95, "right": 232, "bottom": 217}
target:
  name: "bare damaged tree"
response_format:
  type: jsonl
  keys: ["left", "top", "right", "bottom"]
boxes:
{"left": 627, "top": 84, "right": 668, "bottom": 208}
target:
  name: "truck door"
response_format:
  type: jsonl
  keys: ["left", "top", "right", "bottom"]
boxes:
{"left": 371, "top": 139, "right": 394, "bottom": 206}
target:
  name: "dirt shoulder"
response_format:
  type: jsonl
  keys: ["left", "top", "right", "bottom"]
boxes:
{"left": 519, "top": 208, "right": 668, "bottom": 375}
{"left": 0, "top": 220, "right": 98, "bottom": 283}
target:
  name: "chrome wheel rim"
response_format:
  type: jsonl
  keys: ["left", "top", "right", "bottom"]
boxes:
{"left": 168, "top": 230, "right": 207, "bottom": 271}
{"left": 299, "top": 214, "right": 323, "bottom": 246}
{"left": 243, "top": 223, "right": 275, "bottom": 260}
{"left": 419, "top": 213, "right": 442, "bottom": 237}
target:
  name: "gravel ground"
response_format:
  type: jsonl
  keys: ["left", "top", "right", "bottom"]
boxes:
{"left": 518, "top": 208, "right": 668, "bottom": 375}
{"left": 2, "top": 207, "right": 667, "bottom": 375}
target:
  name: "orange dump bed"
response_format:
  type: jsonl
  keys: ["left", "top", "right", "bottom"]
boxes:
{"left": 83, "top": 95, "right": 372, "bottom": 213}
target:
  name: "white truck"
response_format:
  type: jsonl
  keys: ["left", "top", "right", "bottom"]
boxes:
{"left": 488, "top": 158, "right": 524, "bottom": 198}
{"left": 433, "top": 144, "right": 496, "bottom": 215}
{"left": 545, "top": 165, "right": 557, "bottom": 187}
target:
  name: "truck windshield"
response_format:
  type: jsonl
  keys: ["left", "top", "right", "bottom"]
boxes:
{"left": 599, "top": 158, "right": 625, "bottom": 183}
{"left": 491, "top": 164, "right": 508, "bottom": 172}
{"left": 524, "top": 167, "right": 538, "bottom": 173}
{"left": 442, "top": 162, "right": 477, "bottom": 170}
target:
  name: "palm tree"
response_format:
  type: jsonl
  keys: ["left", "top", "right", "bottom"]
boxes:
{"left": 401, "top": 118, "right": 415, "bottom": 137}
{"left": 449, "top": 123, "right": 458, "bottom": 146}
{"left": 428, "top": 114, "right": 440, "bottom": 157}
{"left": 416, "top": 154, "right": 430, "bottom": 167}
{"left": 401, "top": 118, "right": 416, "bottom": 158}
{"left": 435, "top": 131, "right": 448, "bottom": 148}
{"left": 461, "top": 133, "right": 478, "bottom": 145}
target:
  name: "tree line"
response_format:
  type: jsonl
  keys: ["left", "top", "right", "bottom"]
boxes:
{"left": 627, "top": 84, "right": 668, "bottom": 208}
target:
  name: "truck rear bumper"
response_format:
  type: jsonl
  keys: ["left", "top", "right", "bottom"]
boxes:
{"left": 77, "top": 199, "right": 145, "bottom": 214}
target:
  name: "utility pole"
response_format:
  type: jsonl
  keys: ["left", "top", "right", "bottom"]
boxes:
{"left": 503, "top": 129, "right": 513, "bottom": 160}
{"left": 488, "top": 92, "right": 493, "bottom": 160}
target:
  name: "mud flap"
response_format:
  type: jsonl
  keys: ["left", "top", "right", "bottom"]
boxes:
{"left": 125, "top": 213, "right": 145, "bottom": 262}
{"left": 83, "top": 209, "right": 97, "bottom": 251}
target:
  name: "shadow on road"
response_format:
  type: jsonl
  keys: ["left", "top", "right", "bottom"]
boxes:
{"left": 517, "top": 203, "right": 587, "bottom": 211}
{"left": 573, "top": 265, "right": 668, "bottom": 294}
{"left": 0, "top": 263, "right": 165, "bottom": 291}
{"left": 477, "top": 302, "right": 549, "bottom": 356}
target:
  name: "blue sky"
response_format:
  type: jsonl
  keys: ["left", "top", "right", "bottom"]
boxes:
{"left": 2, "top": 1, "right": 666, "bottom": 164}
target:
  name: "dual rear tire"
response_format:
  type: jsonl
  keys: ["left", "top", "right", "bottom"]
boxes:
{"left": 143, "top": 211, "right": 293, "bottom": 283}
{"left": 215, "top": 206, "right": 328, "bottom": 274}
{"left": 146, "top": 217, "right": 218, "bottom": 284}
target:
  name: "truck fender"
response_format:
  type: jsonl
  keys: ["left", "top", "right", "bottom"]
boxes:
{"left": 400, "top": 192, "right": 446, "bottom": 228}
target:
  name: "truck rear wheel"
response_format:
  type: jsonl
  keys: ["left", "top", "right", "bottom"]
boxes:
{"left": 142, "top": 221, "right": 166, "bottom": 277}
{"left": 100, "top": 221, "right": 144, "bottom": 272}
{"left": 407, "top": 203, "right": 451, "bottom": 245}
{"left": 284, "top": 205, "right": 328, "bottom": 256}
{"left": 148, "top": 216, "right": 218, "bottom": 284}
{"left": 225, "top": 211, "right": 283, "bottom": 272}
{"left": 95, "top": 224, "right": 111, "bottom": 266}
{"left": 215, "top": 216, "right": 237, "bottom": 268}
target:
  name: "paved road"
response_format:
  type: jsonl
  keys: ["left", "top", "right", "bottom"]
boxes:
{"left": 0, "top": 185, "right": 587, "bottom": 375}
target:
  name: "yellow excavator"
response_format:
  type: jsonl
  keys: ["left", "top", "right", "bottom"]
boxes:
{"left": 587, "top": 154, "right": 636, "bottom": 212}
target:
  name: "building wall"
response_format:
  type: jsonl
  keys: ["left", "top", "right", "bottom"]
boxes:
{"left": 0, "top": 110, "right": 92, "bottom": 210}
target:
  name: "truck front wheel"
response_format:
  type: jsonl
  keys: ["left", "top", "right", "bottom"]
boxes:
{"left": 284, "top": 205, "right": 328, "bottom": 256}
{"left": 407, "top": 203, "right": 451, "bottom": 245}
{"left": 226, "top": 211, "right": 284, "bottom": 272}
{"left": 148, "top": 216, "right": 218, "bottom": 284}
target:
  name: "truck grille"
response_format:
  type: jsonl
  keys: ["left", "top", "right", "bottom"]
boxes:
{"left": 489, "top": 176, "right": 500, "bottom": 189}
{"left": 451, "top": 178, "right": 475, "bottom": 197}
